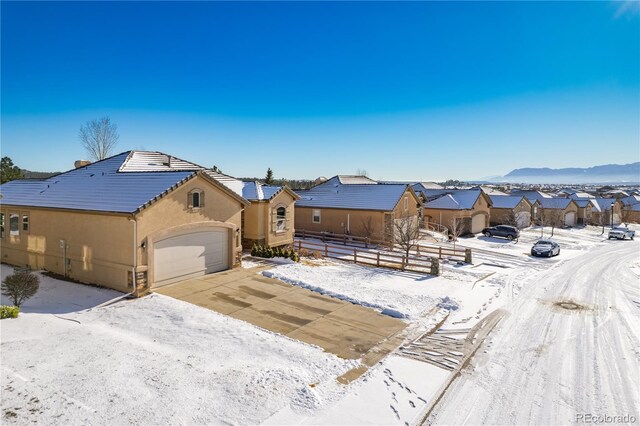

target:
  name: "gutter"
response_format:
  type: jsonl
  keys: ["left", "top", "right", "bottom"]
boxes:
{"left": 128, "top": 215, "right": 138, "bottom": 295}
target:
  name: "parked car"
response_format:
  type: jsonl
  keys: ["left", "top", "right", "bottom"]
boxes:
{"left": 482, "top": 225, "right": 520, "bottom": 241}
{"left": 608, "top": 227, "right": 635, "bottom": 240}
{"left": 531, "top": 240, "right": 560, "bottom": 257}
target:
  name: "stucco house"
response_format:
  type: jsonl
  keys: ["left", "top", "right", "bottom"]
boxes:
{"left": 488, "top": 195, "right": 532, "bottom": 228}
{"left": 0, "top": 151, "right": 297, "bottom": 294}
{"left": 421, "top": 189, "right": 492, "bottom": 235}
{"left": 623, "top": 203, "right": 640, "bottom": 224}
{"left": 589, "top": 198, "right": 623, "bottom": 226}
{"left": 532, "top": 198, "right": 579, "bottom": 227}
{"left": 295, "top": 176, "right": 421, "bottom": 242}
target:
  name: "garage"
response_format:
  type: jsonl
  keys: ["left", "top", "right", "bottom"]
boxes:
{"left": 471, "top": 214, "right": 486, "bottom": 234}
{"left": 516, "top": 211, "right": 531, "bottom": 228}
{"left": 564, "top": 212, "right": 576, "bottom": 227}
{"left": 153, "top": 228, "right": 229, "bottom": 287}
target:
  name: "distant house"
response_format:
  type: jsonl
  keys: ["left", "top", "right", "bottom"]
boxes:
{"left": 295, "top": 176, "right": 421, "bottom": 242}
{"left": 471, "top": 185, "right": 508, "bottom": 196}
{"left": 589, "top": 198, "right": 623, "bottom": 226}
{"left": 620, "top": 194, "right": 640, "bottom": 208}
{"left": 422, "top": 189, "right": 492, "bottom": 235}
{"left": 570, "top": 198, "right": 594, "bottom": 225}
{"left": 488, "top": 195, "right": 532, "bottom": 228}
{"left": 624, "top": 203, "right": 640, "bottom": 224}
{"left": 532, "top": 198, "right": 579, "bottom": 227}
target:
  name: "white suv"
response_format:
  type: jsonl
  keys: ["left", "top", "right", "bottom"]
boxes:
{"left": 608, "top": 227, "right": 635, "bottom": 240}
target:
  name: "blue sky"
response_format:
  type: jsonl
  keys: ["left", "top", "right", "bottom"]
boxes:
{"left": 2, "top": 1, "right": 639, "bottom": 181}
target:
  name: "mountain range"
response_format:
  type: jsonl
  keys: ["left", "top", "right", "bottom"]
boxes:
{"left": 485, "top": 162, "right": 640, "bottom": 184}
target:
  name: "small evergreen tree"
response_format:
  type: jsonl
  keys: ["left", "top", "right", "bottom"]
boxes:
{"left": 1, "top": 157, "right": 23, "bottom": 184}
{"left": 265, "top": 168, "right": 274, "bottom": 184}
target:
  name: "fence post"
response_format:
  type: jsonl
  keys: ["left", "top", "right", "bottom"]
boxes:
{"left": 365, "top": 238, "right": 369, "bottom": 249}
{"left": 401, "top": 255, "right": 406, "bottom": 270}
{"left": 465, "top": 248, "right": 472, "bottom": 264}
{"left": 302, "top": 229, "right": 306, "bottom": 239}
{"left": 439, "top": 247, "right": 442, "bottom": 259}
{"left": 417, "top": 245, "right": 420, "bottom": 256}
{"left": 430, "top": 257, "right": 441, "bottom": 276}
{"left": 325, "top": 243, "right": 328, "bottom": 257}
{"left": 354, "top": 248, "right": 357, "bottom": 264}
{"left": 343, "top": 234, "right": 346, "bottom": 245}
{"left": 377, "top": 252, "right": 380, "bottom": 267}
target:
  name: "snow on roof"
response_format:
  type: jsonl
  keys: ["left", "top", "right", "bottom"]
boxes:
{"left": 296, "top": 183, "right": 410, "bottom": 211}
{"left": 336, "top": 175, "right": 378, "bottom": 185}
{"left": 620, "top": 195, "right": 640, "bottom": 206}
{"left": 590, "top": 198, "right": 617, "bottom": 212}
{"left": 471, "top": 186, "right": 507, "bottom": 195}
{"left": 568, "top": 192, "right": 595, "bottom": 199}
{"left": 203, "top": 170, "right": 246, "bottom": 197}
{"left": 489, "top": 195, "right": 528, "bottom": 209}
{"left": 510, "top": 190, "right": 552, "bottom": 203}
{"left": 238, "top": 181, "right": 283, "bottom": 201}
{"left": 535, "top": 198, "right": 574, "bottom": 210}
{"left": 424, "top": 189, "right": 484, "bottom": 210}
{"left": 118, "top": 151, "right": 203, "bottom": 172}
{"left": 0, "top": 152, "right": 195, "bottom": 213}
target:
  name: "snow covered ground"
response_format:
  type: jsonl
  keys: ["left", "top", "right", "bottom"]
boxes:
{"left": 0, "top": 266, "right": 357, "bottom": 425}
{"left": 2, "top": 225, "right": 637, "bottom": 425}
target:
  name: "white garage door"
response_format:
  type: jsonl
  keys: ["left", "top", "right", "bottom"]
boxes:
{"left": 564, "top": 212, "right": 576, "bottom": 227}
{"left": 471, "top": 215, "right": 486, "bottom": 234}
{"left": 516, "top": 211, "right": 531, "bottom": 229}
{"left": 153, "top": 228, "right": 229, "bottom": 287}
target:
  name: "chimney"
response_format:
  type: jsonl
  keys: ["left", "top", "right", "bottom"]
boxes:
{"left": 74, "top": 160, "right": 91, "bottom": 169}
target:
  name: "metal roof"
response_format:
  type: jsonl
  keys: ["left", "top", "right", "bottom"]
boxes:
{"left": 510, "top": 190, "right": 553, "bottom": 203}
{"left": 296, "top": 183, "right": 411, "bottom": 211}
{"left": 590, "top": 198, "right": 617, "bottom": 213}
{"left": 423, "top": 189, "right": 485, "bottom": 210}
{"left": 336, "top": 175, "right": 377, "bottom": 185}
{"left": 535, "top": 198, "right": 574, "bottom": 210}
{"left": 0, "top": 152, "right": 195, "bottom": 213}
{"left": 118, "top": 151, "right": 203, "bottom": 172}
{"left": 489, "top": 195, "right": 528, "bottom": 209}
{"left": 620, "top": 195, "right": 640, "bottom": 206}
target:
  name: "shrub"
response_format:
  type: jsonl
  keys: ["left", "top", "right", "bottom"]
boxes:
{"left": 250, "top": 244, "right": 299, "bottom": 262}
{"left": 0, "top": 305, "right": 19, "bottom": 319}
{"left": 299, "top": 248, "right": 309, "bottom": 257}
{"left": 1, "top": 270, "right": 40, "bottom": 307}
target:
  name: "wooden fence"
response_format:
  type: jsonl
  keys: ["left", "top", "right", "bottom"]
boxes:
{"left": 293, "top": 239, "right": 436, "bottom": 274}
{"left": 295, "top": 229, "right": 469, "bottom": 262}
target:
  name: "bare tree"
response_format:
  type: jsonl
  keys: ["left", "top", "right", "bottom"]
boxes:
{"left": 504, "top": 209, "right": 519, "bottom": 228}
{"left": 449, "top": 216, "right": 463, "bottom": 250}
{"left": 545, "top": 208, "right": 565, "bottom": 237}
{"left": 79, "top": 117, "right": 119, "bottom": 161}
{"left": 356, "top": 168, "right": 369, "bottom": 177}
{"left": 392, "top": 214, "right": 420, "bottom": 267}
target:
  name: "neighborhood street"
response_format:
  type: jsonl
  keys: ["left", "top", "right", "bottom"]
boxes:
{"left": 430, "top": 240, "right": 640, "bottom": 424}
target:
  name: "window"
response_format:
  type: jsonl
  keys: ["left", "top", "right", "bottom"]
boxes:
{"left": 9, "top": 214, "right": 19, "bottom": 236}
{"left": 312, "top": 209, "right": 321, "bottom": 223}
{"left": 404, "top": 196, "right": 408, "bottom": 212}
{"left": 276, "top": 207, "right": 286, "bottom": 232}
{"left": 22, "top": 215, "right": 29, "bottom": 232}
{"left": 0, "top": 213, "right": 4, "bottom": 239}
{"left": 188, "top": 189, "right": 204, "bottom": 209}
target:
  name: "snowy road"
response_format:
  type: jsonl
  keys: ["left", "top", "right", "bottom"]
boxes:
{"left": 430, "top": 240, "right": 640, "bottom": 425}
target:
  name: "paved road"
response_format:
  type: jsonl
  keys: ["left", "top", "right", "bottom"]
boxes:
{"left": 430, "top": 241, "right": 640, "bottom": 425}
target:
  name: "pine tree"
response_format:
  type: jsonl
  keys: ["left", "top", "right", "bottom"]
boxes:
{"left": 0, "top": 157, "right": 23, "bottom": 184}
{"left": 265, "top": 168, "right": 274, "bottom": 184}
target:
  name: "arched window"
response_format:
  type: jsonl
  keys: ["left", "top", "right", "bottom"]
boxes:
{"left": 276, "top": 206, "right": 286, "bottom": 232}
{"left": 188, "top": 189, "right": 205, "bottom": 209}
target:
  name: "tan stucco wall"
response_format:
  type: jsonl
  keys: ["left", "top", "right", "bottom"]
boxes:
{"left": 533, "top": 202, "right": 579, "bottom": 224}
{"left": 590, "top": 201, "right": 623, "bottom": 225}
{"left": 490, "top": 199, "right": 531, "bottom": 226}
{"left": 1, "top": 206, "right": 134, "bottom": 292}
{"left": 136, "top": 176, "right": 244, "bottom": 273}
{"left": 264, "top": 190, "right": 296, "bottom": 247}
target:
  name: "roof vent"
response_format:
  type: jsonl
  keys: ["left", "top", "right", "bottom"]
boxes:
{"left": 74, "top": 160, "right": 91, "bottom": 169}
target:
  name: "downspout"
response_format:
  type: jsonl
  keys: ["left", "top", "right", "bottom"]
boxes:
{"left": 128, "top": 215, "right": 138, "bottom": 295}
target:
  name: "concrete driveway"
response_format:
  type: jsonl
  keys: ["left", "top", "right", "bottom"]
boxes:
{"left": 155, "top": 265, "right": 406, "bottom": 380}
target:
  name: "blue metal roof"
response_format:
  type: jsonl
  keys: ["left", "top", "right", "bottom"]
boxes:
{"left": 0, "top": 152, "right": 195, "bottom": 213}
{"left": 424, "top": 189, "right": 485, "bottom": 210}
{"left": 535, "top": 198, "right": 574, "bottom": 210}
{"left": 489, "top": 195, "right": 528, "bottom": 209}
{"left": 296, "top": 183, "right": 410, "bottom": 211}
